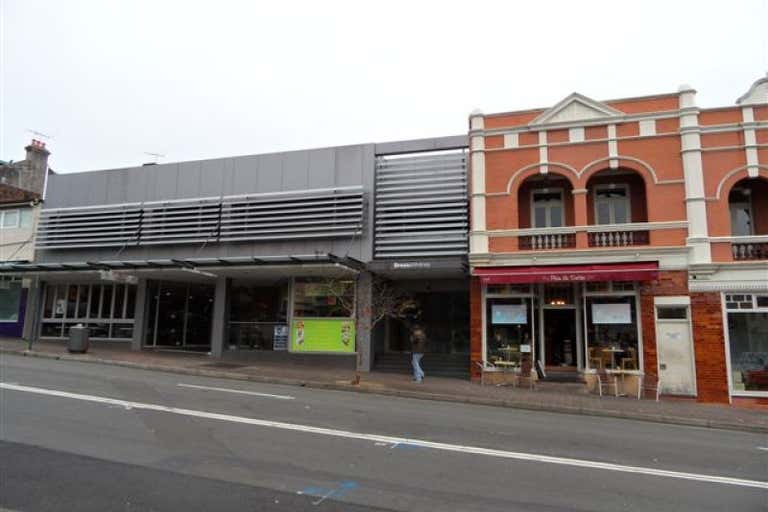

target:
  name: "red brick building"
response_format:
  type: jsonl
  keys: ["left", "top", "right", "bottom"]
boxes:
{"left": 468, "top": 75, "right": 768, "bottom": 405}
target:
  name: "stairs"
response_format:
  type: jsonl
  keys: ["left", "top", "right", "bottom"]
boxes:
{"left": 374, "top": 353, "right": 470, "bottom": 379}
{"left": 537, "top": 367, "right": 589, "bottom": 394}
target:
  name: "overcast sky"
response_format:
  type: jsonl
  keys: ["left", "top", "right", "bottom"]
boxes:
{"left": 1, "top": 0, "right": 767, "bottom": 173}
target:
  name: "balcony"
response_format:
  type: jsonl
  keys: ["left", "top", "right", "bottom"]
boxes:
{"left": 730, "top": 237, "right": 768, "bottom": 261}
{"left": 587, "top": 225, "right": 650, "bottom": 248}
{"left": 519, "top": 231, "right": 576, "bottom": 250}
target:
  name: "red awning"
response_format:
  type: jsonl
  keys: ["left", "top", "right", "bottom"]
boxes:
{"left": 474, "top": 262, "right": 659, "bottom": 284}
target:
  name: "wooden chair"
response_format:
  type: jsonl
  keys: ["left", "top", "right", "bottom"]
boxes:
{"left": 588, "top": 347, "right": 604, "bottom": 370}
{"left": 596, "top": 370, "right": 620, "bottom": 397}
{"left": 621, "top": 347, "right": 638, "bottom": 370}
{"left": 638, "top": 373, "right": 661, "bottom": 401}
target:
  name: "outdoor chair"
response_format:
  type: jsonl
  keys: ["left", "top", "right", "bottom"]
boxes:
{"left": 637, "top": 373, "right": 661, "bottom": 401}
{"left": 596, "top": 370, "right": 620, "bottom": 397}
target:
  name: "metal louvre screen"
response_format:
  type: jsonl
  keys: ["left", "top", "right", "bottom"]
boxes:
{"left": 374, "top": 151, "right": 468, "bottom": 258}
{"left": 37, "top": 188, "right": 364, "bottom": 250}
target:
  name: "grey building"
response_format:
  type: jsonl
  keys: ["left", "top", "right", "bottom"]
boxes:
{"left": 2, "top": 136, "right": 469, "bottom": 374}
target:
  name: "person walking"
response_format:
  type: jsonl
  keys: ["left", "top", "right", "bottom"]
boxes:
{"left": 410, "top": 322, "right": 427, "bottom": 383}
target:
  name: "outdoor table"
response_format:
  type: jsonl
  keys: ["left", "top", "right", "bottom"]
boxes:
{"left": 602, "top": 347, "right": 624, "bottom": 369}
{"left": 605, "top": 368, "right": 637, "bottom": 396}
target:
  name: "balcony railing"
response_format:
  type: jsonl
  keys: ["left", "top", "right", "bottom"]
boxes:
{"left": 519, "top": 232, "right": 576, "bottom": 250}
{"left": 588, "top": 230, "right": 650, "bottom": 248}
{"left": 731, "top": 239, "right": 768, "bottom": 260}
{"left": 478, "top": 221, "right": 687, "bottom": 253}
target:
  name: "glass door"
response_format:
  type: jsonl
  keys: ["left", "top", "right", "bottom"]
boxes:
{"left": 146, "top": 281, "right": 214, "bottom": 350}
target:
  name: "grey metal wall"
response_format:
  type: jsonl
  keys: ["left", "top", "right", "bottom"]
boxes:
{"left": 39, "top": 144, "right": 376, "bottom": 263}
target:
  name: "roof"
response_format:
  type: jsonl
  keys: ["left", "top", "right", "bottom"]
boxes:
{"left": 0, "top": 183, "right": 41, "bottom": 205}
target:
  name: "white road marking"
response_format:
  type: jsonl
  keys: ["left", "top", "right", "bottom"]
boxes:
{"left": 2, "top": 382, "right": 766, "bottom": 490}
{"left": 757, "top": 447, "right": 768, "bottom": 452}
{"left": 177, "top": 383, "right": 294, "bottom": 400}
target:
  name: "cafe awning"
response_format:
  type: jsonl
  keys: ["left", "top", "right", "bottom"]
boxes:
{"left": 473, "top": 262, "right": 659, "bottom": 284}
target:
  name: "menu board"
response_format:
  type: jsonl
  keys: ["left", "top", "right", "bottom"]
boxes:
{"left": 591, "top": 303, "right": 631, "bottom": 324}
{"left": 491, "top": 304, "right": 527, "bottom": 324}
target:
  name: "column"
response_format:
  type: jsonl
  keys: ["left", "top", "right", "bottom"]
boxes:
{"left": 355, "top": 271, "right": 373, "bottom": 372}
{"left": 209, "top": 276, "right": 228, "bottom": 358}
{"left": 22, "top": 278, "right": 42, "bottom": 343}
{"left": 469, "top": 110, "right": 489, "bottom": 254}
{"left": 131, "top": 278, "right": 148, "bottom": 351}
{"left": 678, "top": 85, "right": 712, "bottom": 264}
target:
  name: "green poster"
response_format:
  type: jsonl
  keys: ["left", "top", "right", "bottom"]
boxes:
{"left": 291, "top": 318, "right": 356, "bottom": 353}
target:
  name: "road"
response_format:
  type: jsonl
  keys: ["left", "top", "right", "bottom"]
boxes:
{"left": 0, "top": 354, "right": 766, "bottom": 511}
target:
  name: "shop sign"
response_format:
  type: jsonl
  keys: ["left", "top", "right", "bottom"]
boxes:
{"left": 391, "top": 261, "right": 432, "bottom": 270}
{"left": 99, "top": 270, "right": 138, "bottom": 285}
{"left": 291, "top": 318, "right": 355, "bottom": 353}
{"left": 273, "top": 325, "right": 289, "bottom": 351}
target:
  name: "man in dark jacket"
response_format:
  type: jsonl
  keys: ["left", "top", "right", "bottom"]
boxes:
{"left": 410, "top": 323, "right": 427, "bottom": 383}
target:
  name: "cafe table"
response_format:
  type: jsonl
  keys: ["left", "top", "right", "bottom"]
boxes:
{"left": 601, "top": 346, "right": 624, "bottom": 369}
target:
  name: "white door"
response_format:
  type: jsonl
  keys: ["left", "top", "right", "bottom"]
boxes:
{"left": 655, "top": 306, "right": 696, "bottom": 396}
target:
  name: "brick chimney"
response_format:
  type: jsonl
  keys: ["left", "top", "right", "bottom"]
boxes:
{"left": 21, "top": 139, "right": 50, "bottom": 196}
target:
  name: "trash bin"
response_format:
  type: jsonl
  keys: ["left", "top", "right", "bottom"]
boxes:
{"left": 68, "top": 324, "right": 90, "bottom": 353}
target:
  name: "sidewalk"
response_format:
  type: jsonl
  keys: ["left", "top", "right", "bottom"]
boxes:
{"left": 1, "top": 338, "right": 766, "bottom": 434}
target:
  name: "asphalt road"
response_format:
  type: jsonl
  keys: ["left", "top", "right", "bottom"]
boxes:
{"left": 0, "top": 354, "right": 766, "bottom": 511}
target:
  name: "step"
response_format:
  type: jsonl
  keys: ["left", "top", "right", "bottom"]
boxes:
{"left": 535, "top": 381, "right": 590, "bottom": 394}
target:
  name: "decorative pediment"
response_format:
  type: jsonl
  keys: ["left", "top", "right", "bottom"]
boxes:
{"left": 736, "top": 73, "right": 768, "bottom": 105}
{"left": 530, "top": 93, "right": 623, "bottom": 125}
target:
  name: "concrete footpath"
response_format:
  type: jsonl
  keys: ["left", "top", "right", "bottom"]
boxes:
{"left": 1, "top": 338, "right": 766, "bottom": 434}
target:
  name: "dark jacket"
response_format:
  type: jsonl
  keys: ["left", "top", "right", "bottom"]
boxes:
{"left": 410, "top": 325, "right": 427, "bottom": 354}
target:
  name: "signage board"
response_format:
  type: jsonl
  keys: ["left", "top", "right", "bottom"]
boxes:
{"left": 591, "top": 303, "right": 632, "bottom": 324}
{"left": 291, "top": 318, "right": 355, "bottom": 353}
{"left": 273, "top": 324, "right": 289, "bottom": 351}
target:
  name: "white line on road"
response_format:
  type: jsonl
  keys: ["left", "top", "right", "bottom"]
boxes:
{"left": 757, "top": 447, "right": 768, "bottom": 452}
{"left": 177, "top": 383, "right": 294, "bottom": 400}
{"left": 2, "top": 382, "right": 766, "bottom": 490}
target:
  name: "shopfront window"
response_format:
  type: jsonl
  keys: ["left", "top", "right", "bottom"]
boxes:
{"left": 485, "top": 297, "right": 535, "bottom": 366}
{"left": 293, "top": 278, "right": 354, "bottom": 318}
{"left": 228, "top": 282, "right": 288, "bottom": 350}
{"left": 585, "top": 295, "right": 639, "bottom": 370}
{"left": 291, "top": 278, "right": 356, "bottom": 354}
{"left": 726, "top": 294, "right": 768, "bottom": 393}
{"left": 0, "top": 278, "right": 22, "bottom": 322}
{"left": 40, "top": 282, "right": 137, "bottom": 340}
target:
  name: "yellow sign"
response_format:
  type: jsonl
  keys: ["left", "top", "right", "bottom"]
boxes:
{"left": 291, "top": 318, "right": 355, "bottom": 353}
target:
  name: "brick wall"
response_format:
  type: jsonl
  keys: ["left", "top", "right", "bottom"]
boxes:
{"left": 690, "top": 292, "right": 729, "bottom": 403}
{"left": 638, "top": 270, "right": 689, "bottom": 379}
{"left": 470, "top": 277, "right": 482, "bottom": 381}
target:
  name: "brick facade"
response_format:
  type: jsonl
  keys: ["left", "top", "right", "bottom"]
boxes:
{"left": 690, "top": 292, "right": 730, "bottom": 403}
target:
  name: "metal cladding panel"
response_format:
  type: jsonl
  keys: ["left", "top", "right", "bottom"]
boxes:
{"left": 374, "top": 150, "right": 468, "bottom": 259}
{"left": 36, "top": 188, "right": 364, "bottom": 250}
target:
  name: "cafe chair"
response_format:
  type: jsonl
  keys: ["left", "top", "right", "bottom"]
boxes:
{"left": 588, "top": 347, "right": 604, "bottom": 370}
{"left": 638, "top": 373, "right": 661, "bottom": 401}
{"left": 475, "top": 360, "right": 500, "bottom": 386}
{"left": 621, "top": 348, "right": 638, "bottom": 370}
{"left": 596, "top": 370, "right": 620, "bottom": 397}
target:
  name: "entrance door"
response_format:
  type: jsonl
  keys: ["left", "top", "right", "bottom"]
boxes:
{"left": 146, "top": 281, "right": 214, "bottom": 350}
{"left": 655, "top": 306, "right": 696, "bottom": 396}
{"left": 543, "top": 309, "right": 577, "bottom": 367}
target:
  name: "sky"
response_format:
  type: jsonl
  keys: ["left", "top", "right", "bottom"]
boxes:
{"left": 1, "top": 0, "right": 767, "bottom": 173}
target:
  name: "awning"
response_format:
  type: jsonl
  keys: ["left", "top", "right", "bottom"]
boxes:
{"left": 473, "top": 262, "right": 659, "bottom": 284}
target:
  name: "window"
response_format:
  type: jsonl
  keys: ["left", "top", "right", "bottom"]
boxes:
{"left": 656, "top": 306, "right": 688, "bottom": 320}
{"left": 1, "top": 209, "right": 20, "bottom": 229}
{"left": 486, "top": 297, "right": 535, "bottom": 365}
{"left": 725, "top": 294, "right": 768, "bottom": 392}
{"left": 595, "top": 185, "right": 630, "bottom": 225}
{"left": 40, "top": 282, "right": 137, "bottom": 340}
{"left": 532, "top": 189, "right": 564, "bottom": 228}
{"left": 0, "top": 278, "right": 22, "bottom": 322}
{"left": 729, "top": 188, "right": 753, "bottom": 236}
{"left": 293, "top": 279, "right": 354, "bottom": 318}
{"left": 585, "top": 296, "right": 640, "bottom": 370}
